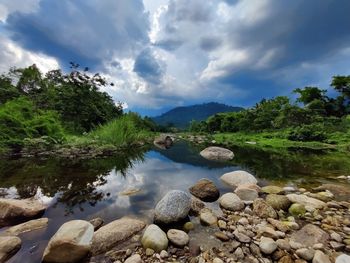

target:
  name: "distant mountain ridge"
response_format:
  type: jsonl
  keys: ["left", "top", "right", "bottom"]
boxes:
{"left": 152, "top": 102, "right": 243, "bottom": 129}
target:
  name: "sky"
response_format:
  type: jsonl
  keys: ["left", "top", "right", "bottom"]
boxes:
{"left": 0, "top": 0, "right": 350, "bottom": 116}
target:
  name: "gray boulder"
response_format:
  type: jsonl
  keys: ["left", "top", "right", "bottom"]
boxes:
{"left": 200, "top": 147, "right": 234, "bottom": 161}
{"left": 42, "top": 220, "right": 94, "bottom": 263}
{"left": 91, "top": 217, "right": 145, "bottom": 255}
{"left": 154, "top": 190, "right": 191, "bottom": 224}
{"left": 220, "top": 170, "right": 257, "bottom": 187}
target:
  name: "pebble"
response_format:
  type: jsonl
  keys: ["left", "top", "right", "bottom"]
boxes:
{"left": 160, "top": 250, "right": 168, "bottom": 258}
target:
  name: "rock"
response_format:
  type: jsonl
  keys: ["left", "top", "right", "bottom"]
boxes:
{"left": 286, "top": 194, "right": 325, "bottom": 212}
{"left": 154, "top": 190, "right": 191, "bottom": 224}
{"left": 42, "top": 220, "right": 94, "bottom": 263}
{"left": 234, "top": 230, "right": 251, "bottom": 243}
{"left": 262, "top": 186, "right": 284, "bottom": 194}
{"left": 259, "top": 237, "right": 277, "bottom": 254}
{"left": 330, "top": 232, "right": 342, "bottom": 242}
{"left": 279, "top": 255, "right": 294, "bottom": 263}
{"left": 315, "top": 184, "right": 350, "bottom": 199}
{"left": 0, "top": 236, "right": 21, "bottom": 262}
{"left": 124, "top": 254, "right": 142, "bottom": 263}
{"left": 141, "top": 224, "right": 168, "bottom": 252}
{"left": 276, "top": 239, "right": 290, "bottom": 251}
{"left": 267, "top": 219, "right": 289, "bottom": 232}
{"left": 253, "top": 198, "right": 277, "bottom": 219}
{"left": 219, "top": 193, "right": 244, "bottom": 211}
{"left": 266, "top": 194, "right": 291, "bottom": 211}
{"left": 309, "top": 191, "right": 334, "bottom": 202}
{"left": 234, "top": 184, "right": 259, "bottom": 201}
{"left": 91, "top": 218, "right": 145, "bottom": 255}
{"left": 160, "top": 250, "right": 168, "bottom": 258}
{"left": 183, "top": 222, "right": 194, "bottom": 232}
{"left": 145, "top": 248, "right": 154, "bottom": 256}
{"left": 336, "top": 254, "right": 350, "bottom": 263}
{"left": 218, "top": 220, "right": 227, "bottom": 229}
{"left": 89, "top": 217, "right": 104, "bottom": 231}
{"left": 199, "top": 208, "right": 217, "bottom": 226}
{"left": 220, "top": 170, "right": 258, "bottom": 187}
{"left": 189, "top": 242, "right": 200, "bottom": 256}
{"left": 2, "top": 218, "right": 48, "bottom": 236}
{"left": 154, "top": 134, "right": 173, "bottom": 148}
{"left": 291, "top": 224, "right": 329, "bottom": 247}
{"left": 312, "top": 250, "right": 331, "bottom": 263}
{"left": 167, "top": 229, "right": 189, "bottom": 247}
{"left": 0, "top": 198, "right": 46, "bottom": 227}
{"left": 257, "top": 225, "right": 279, "bottom": 239}
{"left": 330, "top": 241, "right": 345, "bottom": 251}
{"left": 190, "top": 197, "right": 205, "bottom": 216}
{"left": 189, "top": 179, "right": 220, "bottom": 202}
{"left": 214, "top": 232, "right": 230, "bottom": 242}
{"left": 283, "top": 186, "right": 297, "bottom": 193}
{"left": 200, "top": 146, "right": 234, "bottom": 161}
{"left": 296, "top": 248, "right": 315, "bottom": 261}
{"left": 213, "top": 258, "right": 224, "bottom": 263}
{"left": 288, "top": 203, "right": 306, "bottom": 217}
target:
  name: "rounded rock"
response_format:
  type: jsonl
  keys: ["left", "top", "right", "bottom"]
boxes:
{"left": 220, "top": 170, "right": 258, "bottom": 187}
{"left": 167, "top": 229, "right": 189, "bottom": 247}
{"left": 219, "top": 193, "right": 245, "bottom": 211}
{"left": 189, "top": 179, "right": 220, "bottom": 202}
{"left": 266, "top": 194, "right": 291, "bottom": 211}
{"left": 141, "top": 224, "right": 168, "bottom": 252}
{"left": 259, "top": 237, "right": 277, "bottom": 254}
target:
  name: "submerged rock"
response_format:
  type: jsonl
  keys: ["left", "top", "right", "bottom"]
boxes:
{"left": 0, "top": 198, "right": 46, "bottom": 227}
{"left": 200, "top": 146, "right": 234, "bottom": 161}
{"left": 219, "top": 193, "right": 244, "bottom": 211}
{"left": 2, "top": 218, "right": 48, "bottom": 236}
{"left": 291, "top": 224, "right": 329, "bottom": 247}
{"left": 141, "top": 224, "right": 168, "bottom": 252}
{"left": 42, "top": 220, "right": 94, "bottom": 263}
{"left": 91, "top": 217, "right": 145, "bottom": 255}
{"left": 0, "top": 236, "right": 21, "bottom": 263}
{"left": 154, "top": 190, "right": 191, "bottom": 224}
{"left": 167, "top": 229, "right": 189, "bottom": 247}
{"left": 199, "top": 208, "right": 218, "bottom": 226}
{"left": 220, "top": 170, "right": 258, "bottom": 188}
{"left": 189, "top": 179, "right": 220, "bottom": 202}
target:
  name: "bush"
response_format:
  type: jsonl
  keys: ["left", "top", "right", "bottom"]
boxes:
{"left": 287, "top": 124, "right": 327, "bottom": 142}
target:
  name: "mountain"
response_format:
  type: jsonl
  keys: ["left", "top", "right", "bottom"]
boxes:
{"left": 152, "top": 102, "right": 243, "bottom": 129}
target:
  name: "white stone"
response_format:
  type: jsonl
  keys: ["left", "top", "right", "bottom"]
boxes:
{"left": 220, "top": 170, "right": 257, "bottom": 187}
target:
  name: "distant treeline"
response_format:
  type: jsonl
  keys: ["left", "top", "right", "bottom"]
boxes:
{"left": 190, "top": 76, "right": 350, "bottom": 142}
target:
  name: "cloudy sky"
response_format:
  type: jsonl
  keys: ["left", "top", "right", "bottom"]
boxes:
{"left": 0, "top": 0, "right": 350, "bottom": 115}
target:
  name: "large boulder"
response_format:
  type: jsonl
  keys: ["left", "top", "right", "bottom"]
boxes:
{"left": 200, "top": 147, "right": 234, "bottom": 161}
{"left": 91, "top": 217, "right": 145, "bottom": 255}
{"left": 291, "top": 224, "right": 329, "bottom": 247}
{"left": 266, "top": 194, "right": 291, "bottom": 211}
{"left": 42, "top": 220, "right": 94, "bottom": 263}
{"left": 0, "top": 236, "right": 21, "bottom": 262}
{"left": 0, "top": 198, "right": 46, "bottom": 227}
{"left": 154, "top": 190, "right": 191, "bottom": 224}
{"left": 189, "top": 179, "right": 220, "bottom": 202}
{"left": 141, "top": 224, "right": 168, "bottom": 252}
{"left": 219, "top": 193, "right": 244, "bottom": 211}
{"left": 2, "top": 218, "right": 48, "bottom": 236}
{"left": 253, "top": 199, "right": 277, "bottom": 219}
{"left": 234, "top": 184, "right": 259, "bottom": 201}
{"left": 220, "top": 171, "right": 258, "bottom": 188}
{"left": 286, "top": 194, "right": 325, "bottom": 212}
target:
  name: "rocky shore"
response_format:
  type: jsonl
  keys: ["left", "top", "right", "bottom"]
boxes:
{"left": 0, "top": 146, "right": 350, "bottom": 263}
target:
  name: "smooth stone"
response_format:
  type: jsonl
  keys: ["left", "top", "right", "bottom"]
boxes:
{"left": 91, "top": 218, "right": 145, "bottom": 255}
{"left": 219, "top": 193, "right": 244, "bottom": 211}
{"left": 200, "top": 146, "right": 234, "bottom": 161}
{"left": 220, "top": 170, "right": 258, "bottom": 187}
{"left": 0, "top": 236, "right": 21, "bottom": 262}
{"left": 262, "top": 186, "right": 284, "bottom": 194}
{"left": 189, "top": 179, "right": 220, "bottom": 202}
{"left": 309, "top": 191, "right": 334, "bottom": 202}
{"left": 330, "top": 232, "right": 342, "bottom": 242}
{"left": 214, "top": 232, "right": 230, "bottom": 242}
{"left": 336, "top": 254, "right": 350, "bottom": 263}
{"left": 160, "top": 250, "right": 168, "bottom": 258}
{"left": 288, "top": 203, "right": 306, "bottom": 217}
{"left": 283, "top": 186, "right": 297, "bottom": 193}
{"left": 266, "top": 194, "right": 291, "bottom": 211}
{"left": 124, "top": 254, "right": 142, "bottom": 263}
{"left": 279, "top": 255, "right": 294, "bottom": 263}
{"left": 145, "top": 248, "right": 154, "bottom": 256}
{"left": 291, "top": 224, "right": 329, "bottom": 247}
{"left": 0, "top": 198, "right": 46, "bottom": 227}
{"left": 312, "top": 250, "right": 331, "bottom": 263}
{"left": 89, "top": 217, "right": 104, "bottom": 231}
{"left": 141, "top": 224, "right": 168, "bottom": 252}
{"left": 183, "top": 222, "right": 194, "bottom": 232}
{"left": 213, "top": 258, "right": 224, "bottom": 263}
{"left": 253, "top": 198, "right": 277, "bottom": 219}
{"left": 42, "top": 220, "right": 94, "bottom": 263}
{"left": 259, "top": 237, "right": 277, "bottom": 254}
{"left": 154, "top": 190, "right": 191, "bottom": 224}
{"left": 286, "top": 194, "right": 325, "bottom": 212}
{"left": 234, "top": 184, "right": 259, "bottom": 201}
{"left": 199, "top": 208, "right": 218, "bottom": 226}
{"left": 234, "top": 230, "right": 251, "bottom": 243}
{"left": 167, "top": 229, "right": 189, "bottom": 247}
{"left": 2, "top": 218, "right": 48, "bottom": 236}
{"left": 276, "top": 239, "right": 291, "bottom": 251}
{"left": 257, "top": 225, "right": 279, "bottom": 239}
{"left": 296, "top": 248, "right": 315, "bottom": 261}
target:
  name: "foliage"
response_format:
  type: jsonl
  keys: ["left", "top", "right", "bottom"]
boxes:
{"left": 287, "top": 124, "right": 327, "bottom": 142}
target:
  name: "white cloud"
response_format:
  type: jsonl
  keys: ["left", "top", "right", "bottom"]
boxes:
{"left": 0, "top": 35, "right": 59, "bottom": 74}
{"left": 0, "top": 0, "right": 40, "bottom": 22}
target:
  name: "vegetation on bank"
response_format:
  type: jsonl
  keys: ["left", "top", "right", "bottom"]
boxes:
{"left": 0, "top": 64, "right": 156, "bottom": 155}
{"left": 189, "top": 76, "right": 350, "bottom": 152}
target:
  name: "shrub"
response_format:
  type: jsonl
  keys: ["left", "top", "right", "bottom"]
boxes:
{"left": 287, "top": 124, "right": 327, "bottom": 142}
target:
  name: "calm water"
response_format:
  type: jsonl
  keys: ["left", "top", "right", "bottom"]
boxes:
{"left": 0, "top": 141, "right": 349, "bottom": 263}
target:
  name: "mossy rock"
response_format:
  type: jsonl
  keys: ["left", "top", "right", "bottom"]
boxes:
{"left": 266, "top": 194, "right": 291, "bottom": 211}
{"left": 288, "top": 203, "right": 306, "bottom": 217}
{"left": 262, "top": 186, "right": 284, "bottom": 194}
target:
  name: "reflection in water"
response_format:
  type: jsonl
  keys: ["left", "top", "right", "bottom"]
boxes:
{"left": 0, "top": 141, "right": 349, "bottom": 263}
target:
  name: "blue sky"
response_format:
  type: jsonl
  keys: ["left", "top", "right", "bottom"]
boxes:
{"left": 0, "top": 0, "right": 350, "bottom": 116}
